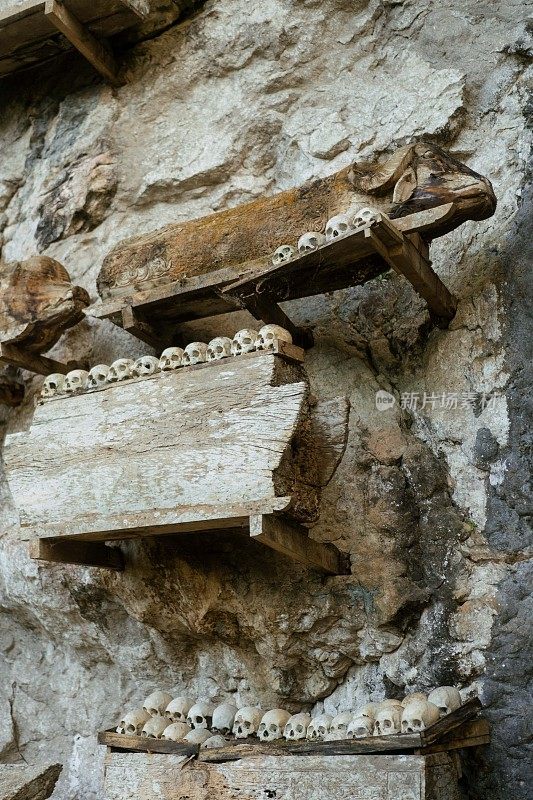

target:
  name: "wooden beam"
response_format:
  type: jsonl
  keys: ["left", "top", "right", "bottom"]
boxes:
{"left": 249, "top": 514, "right": 349, "bottom": 575}
{"left": 0, "top": 343, "right": 77, "bottom": 376}
{"left": 233, "top": 292, "right": 314, "bottom": 350}
{"left": 121, "top": 306, "right": 169, "bottom": 351}
{"left": 29, "top": 539, "right": 125, "bottom": 571}
{"left": 44, "top": 0, "right": 121, "bottom": 86}
{"left": 367, "top": 226, "right": 457, "bottom": 324}
{"left": 98, "top": 729, "right": 199, "bottom": 756}
{"left": 419, "top": 718, "right": 490, "bottom": 754}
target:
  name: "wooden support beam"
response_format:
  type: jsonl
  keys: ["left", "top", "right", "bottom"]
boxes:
{"left": 249, "top": 514, "right": 349, "bottom": 575}
{"left": 237, "top": 293, "right": 314, "bottom": 350}
{"left": 121, "top": 306, "right": 169, "bottom": 351}
{"left": 29, "top": 539, "right": 125, "bottom": 571}
{"left": 0, "top": 343, "right": 78, "bottom": 376}
{"left": 44, "top": 0, "right": 121, "bottom": 86}
{"left": 367, "top": 226, "right": 457, "bottom": 325}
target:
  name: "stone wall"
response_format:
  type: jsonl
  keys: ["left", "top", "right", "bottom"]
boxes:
{"left": 0, "top": 1, "right": 530, "bottom": 798}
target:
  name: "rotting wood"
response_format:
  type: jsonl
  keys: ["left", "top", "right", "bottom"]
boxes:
{"left": 29, "top": 539, "right": 125, "bottom": 571}
{"left": 0, "top": 255, "right": 89, "bottom": 375}
{"left": 0, "top": 0, "right": 148, "bottom": 80}
{"left": 6, "top": 352, "right": 347, "bottom": 573}
{"left": 97, "top": 143, "right": 496, "bottom": 303}
{"left": 44, "top": 0, "right": 121, "bottom": 86}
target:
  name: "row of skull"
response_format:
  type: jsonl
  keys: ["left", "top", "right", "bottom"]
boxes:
{"left": 117, "top": 686, "right": 462, "bottom": 745}
{"left": 40, "top": 324, "right": 293, "bottom": 398}
{"left": 272, "top": 206, "right": 385, "bottom": 266}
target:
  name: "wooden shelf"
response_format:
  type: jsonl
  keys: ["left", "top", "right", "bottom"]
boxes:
{"left": 97, "top": 698, "right": 487, "bottom": 760}
{"left": 0, "top": 0, "right": 149, "bottom": 83}
{"left": 88, "top": 206, "right": 457, "bottom": 351}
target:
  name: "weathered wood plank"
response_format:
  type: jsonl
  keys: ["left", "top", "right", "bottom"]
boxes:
{"left": 104, "top": 751, "right": 460, "bottom": 800}
{"left": 99, "top": 730, "right": 198, "bottom": 756}
{"left": 4, "top": 354, "right": 316, "bottom": 540}
{"left": 45, "top": 0, "right": 120, "bottom": 86}
{"left": 420, "top": 697, "right": 482, "bottom": 746}
{"left": 29, "top": 538, "right": 125, "bottom": 570}
{"left": 0, "top": 763, "right": 62, "bottom": 800}
{"left": 419, "top": 718, "right": 490, "bottom": 754}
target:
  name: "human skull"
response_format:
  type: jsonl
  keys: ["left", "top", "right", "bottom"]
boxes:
{"left": 401, "top": 699, "right": 440, "bottom": 733}
{"left": 347, "top": 716, "right": 374, "bottom": 739}
{"left": 116, "top": 708, "right": 150, "bottom": 736}
{"left": 283, "top": 713, "right": 311, "bottom": 741}
{"left": 201, "top": 734, "right": 226, "bottom": 749}
{"left": 354, "top": 703, "right": 378, "bottom": 721}
{"left": 351, "top": 206, "right": 382, "bottom": 230}
{"left": 373, "top": 706, "right": 402, "bottom": 736}
{"left": 141, "top": 716, "right": 168, "bottom": 739}
{"left": 206, "top": 337, "right": 232, "bottom": 361}
{"left": 165, "top": 696, "right": 194, "bottom": 723}
{"left": 257, "top": 324, "right": 292, "bottom": 351}
{"left": 107, "top": 359, "right": 134, "bottom": 382}
{"left": 162, "top": 722, "right": 191, "bottom": 741}
{"left": 184, "top": 728, "right": 212, "bottom": 745}
{"left": 87, "top": 364, "right": 110, "bottom": 390}
{"left": 231, "top": 329, "right": 260, "bottom": 356}
{"left": 297, "top": 232, "right": 326, "bottom": 254}
{"left": 211, "top": 703, "right": 237, "bottom": 735}
{"left": 132, "top": 355, "right": 160, "bottom": 378}
{"left": 325, "top": 213, "right": 353, "bottom": 242}
{"left": 187, "top": 701, "right": 215, "bottom": 729}
{"left": 143, "top": 691, "right": 173, "bottom": 717}
{"left": 272, "top": 244, "right": 295, "bottom": 265}
{"left": 232, "top": 707, "right": 263, "bottom": 739}
{"left": 328, "top": 712, "right": 353, "bottom": 739}
{"left": 41, "top": 373, "right": 66, "bottom": 398}
{"left": 306, "top": 714, "right": 333, "bottom": 741}
{"left": 182, "top": 342, "right": 208, "bottom": 366}
{"left": 257, "top": 709, "right": 291, "bottom": 741}
{"left": 427, "top": 686, "right": 462, "bottom": 717}
{"left": 65, "top": 370, "right": 89, "bottom": 393}
{"left": 401, "top": 692, "right": 427, "bottom": 708}
{"left": 159, "top": 347, "right": 184, "bottom": 371}
{"left": 376, "top": 699, "right": 403, "bottom": 712}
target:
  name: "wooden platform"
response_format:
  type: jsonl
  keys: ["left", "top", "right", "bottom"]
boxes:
{"left": 88, "top": 207, "right": 457, "bottom": 351}
{"left": 0, "top": 0, "right": 149, "bottom": 83}
{"left": 5, "top": 348, "right": 349, "bottom": 574}
{"left": 98, "top": 698, "right": 487, "bottom": 759}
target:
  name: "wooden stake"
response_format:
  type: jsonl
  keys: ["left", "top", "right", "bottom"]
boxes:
{"left": 44, "top": 0, "right": 121, "bottom": 86}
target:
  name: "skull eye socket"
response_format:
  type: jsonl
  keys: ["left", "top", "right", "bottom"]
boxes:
{"left": 195, "top": 716, "right": 203, "bottom": 724}
{"left": 413, "top": 719, "right": 421, "bottom": 727}
{"left": 216, "top": 346, "right": 223, "bottom": 353}
{"left": 439, "top": 706, "right": 447, "bottom": 714}
{"left": 383, "top": 720, "right": 391, "bottom": 728}
{"left": 243, "top": 721, "right": 251, "bottom": 729}
{"left": 296, "top": 725, "right": 303, "bottom": 733}
{"left": 269, "top": 724, "right": 277, "bottom": 733}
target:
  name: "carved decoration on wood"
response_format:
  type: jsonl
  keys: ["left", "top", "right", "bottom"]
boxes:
{"left": 97, "top": 142, "right": 496, "bottom": 300}
{"left": 0, "top": 255, "right": 90, "bottom": 355}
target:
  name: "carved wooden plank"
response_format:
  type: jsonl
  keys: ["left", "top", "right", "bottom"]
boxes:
{"left": 0, "top": 256, "right": 89, "bottom": 359}
{"left": 104, "top": 751, "right": 460, "bottom": 800}
{"left": 4, "top": 354, "right": 314, "bottom": 541}
{"left": 29, "top": 539, "right": 125, "bottom": 571}
{"left": 98, "top": 143, "right": 496, "bottom": 302}
{"left": 45, "top": 0, "right": 120, "bottom": 86}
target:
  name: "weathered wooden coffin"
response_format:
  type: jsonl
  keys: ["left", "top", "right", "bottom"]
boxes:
{"left": 103, "top": 752, "right": 461, "bottom": 800}
{"left": 4, "top": 353, "right": 348, "bottom": 572}
{"left": 97, "top": 142, "right": 496, "bottom": 301}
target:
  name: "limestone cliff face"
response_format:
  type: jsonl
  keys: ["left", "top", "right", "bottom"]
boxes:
{"left": 0, "top": 1, "right": 530, "bottom": 798}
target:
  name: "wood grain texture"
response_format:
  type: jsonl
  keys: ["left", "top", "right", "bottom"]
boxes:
{"left": 97, "top": 143, "right": 496, "bottom": 302}
{"left": 103, "top": 751, "right": 459, "bottom": 800}
{"left": 4, "top": 354, "right": 322, "bottom": 540}
{"left": 0, "top": 256, "right": 89, "bottom": 354}
{"left": 0, "top": 0, "right": 146, "bottom": 78}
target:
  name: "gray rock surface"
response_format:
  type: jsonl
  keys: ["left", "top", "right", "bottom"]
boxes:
{"left": 0, "top": 1, "right": 530, "bottom": 798}
{"left": 0, "top": 764, "right": 61, "bottom": 800}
